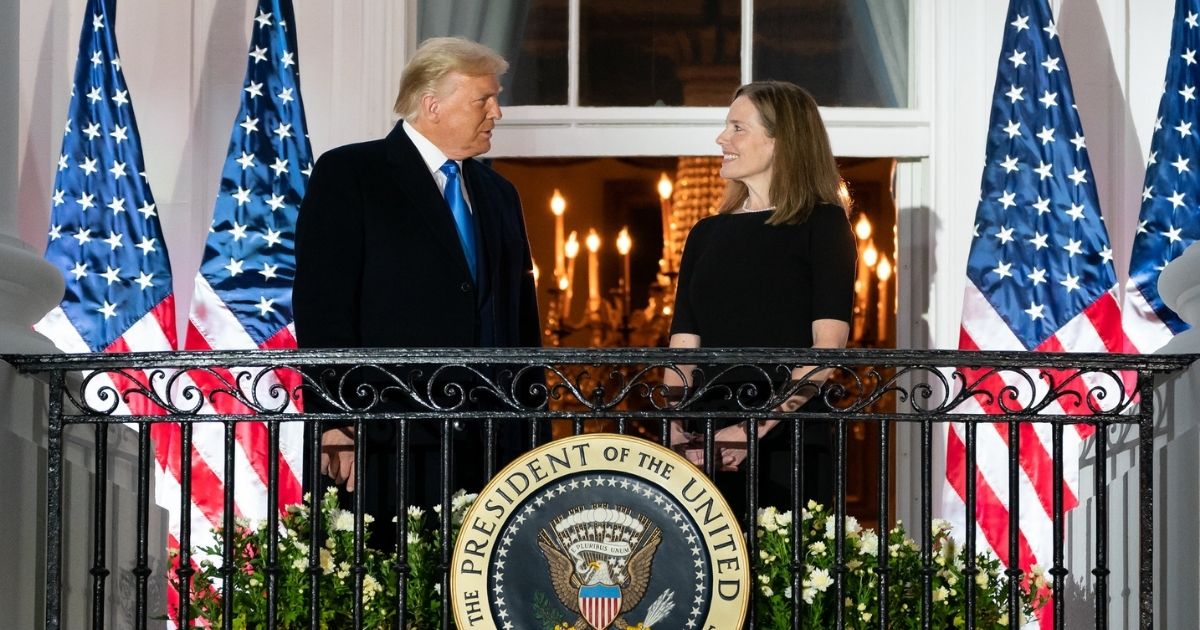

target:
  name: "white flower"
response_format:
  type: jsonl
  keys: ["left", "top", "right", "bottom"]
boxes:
{"left": 783, "top": 585, "right": 792, "bottom": 600}
{"left": 320, "top": 548, "right": 334, "bottom": 574}
{"left": 808, "top": 541, "right": 827, "bottom": 555}
{"left": 362, "top": 574, "right": 381, "bottom": 601}
{"left": 802, "top": 586, "right": 817, "bottom": 604}
{"left": 932, "top": 586, "right": 949, "bottom": 602}
{"left": 760, "top": 585, "right": 773, "bottom": 597}
{"left": 805, "top": 568, "right": 833, "bottom": 593}
{"left": 845, "top": 516, "right": 861, "bottom": 536}
{"left": 774, "top": 510, "right": 792, "bottom": 528}
{"left": 407, "top": 531, "right": 421, "bottom": 546}
{"left": 332, "top": 510, "right": 354, "bottom": 532}
{"left": 407, "top": 505, "right": 425, "bottom": 519}
{"left": 292, "top": 557, "right": 308, "bottom": 571}
{"left": 859, "top": 531, "right": 878, "bottom": 556}
{"left": 976, "top": 572, "right": 989, "bottom": 587}
{"left": 932, "top": 518, "right": 951, "bottom": 535}
{"left": 451, "top": 492, "right": 477, "bottom": 513}
{"left": 758, "top": 507, "right": 780, "bottom": 532}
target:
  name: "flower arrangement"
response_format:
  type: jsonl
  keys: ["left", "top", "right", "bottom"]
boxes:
{"left": 754, "top": 501, "right": 1049, "bottom": 629}
{"left": 181, "top": 491, "right": 1044, "bottom": 629}
{"left": 181, "top": 487, "right": 476, "bottom": 629}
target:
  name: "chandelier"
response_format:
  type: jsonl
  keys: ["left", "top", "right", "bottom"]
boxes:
{"left": 539, "top": 157, "right": 725, "bottom": 348}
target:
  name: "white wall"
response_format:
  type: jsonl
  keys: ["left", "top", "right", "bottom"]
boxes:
{"left": 11, "top": 0, "right": 1180, "bottom": 351}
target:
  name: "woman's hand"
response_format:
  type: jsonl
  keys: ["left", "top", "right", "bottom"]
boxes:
{"left": 320, "top": 427, "right": 357, "bottom": 491}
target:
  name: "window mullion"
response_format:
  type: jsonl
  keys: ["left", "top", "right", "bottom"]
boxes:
{"left": 568, "top": 0, "right": 580, "bottom": 108}
{"left": 742, "top": 0, "right": 754, "bottom": 83}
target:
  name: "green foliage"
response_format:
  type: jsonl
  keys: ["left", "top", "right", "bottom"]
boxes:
{"left": 178, "top": 487, "right": 476, "bottom": 630}
{"left": 752, "top": 502, "right": 1050, "bottom": 629}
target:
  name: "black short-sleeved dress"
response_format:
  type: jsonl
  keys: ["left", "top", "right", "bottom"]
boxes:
{"left": 669, "top": 202, "right": 857, "bottom": 518}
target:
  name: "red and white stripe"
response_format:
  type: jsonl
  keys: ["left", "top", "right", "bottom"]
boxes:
{"left": 943, "top": 283, "right": 1128, "bottom": 629}
{"left": 180, "top": 272, "right": 307, "bottom": 518}
{"left": 580, "top": 595, "right": 621, "bottom": 629}
{"left": 1121, "top": 279, "right": 1177, "bottom": 354}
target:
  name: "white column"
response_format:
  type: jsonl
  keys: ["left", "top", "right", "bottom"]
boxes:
{"left": 1065, "top": 244, "right": 1200, "bottom": 627}
{"left": 1150, "top": 243, "right": 1200, "bottom": 626}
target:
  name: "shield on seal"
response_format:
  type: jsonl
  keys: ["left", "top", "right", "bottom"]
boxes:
{"left": 578, "top": 584, "right": 622, "bottom": 630}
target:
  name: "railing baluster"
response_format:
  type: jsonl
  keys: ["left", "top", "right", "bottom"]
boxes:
{"left": 45, "top": 370, "right": 66, "bottom": 630}
{"left": 266, "top": 418, "right": 281, "bottom": 629}
{"left": 745, "top": 416, "right": 759, "bottom": 630}
{"left": 1137, "top": 370, "right": 1155, "bottom": 630}
{"left": 177, "top": 423, "right": 195, "bottom": 629}
{"left": 964, "top": 418, "right": 978, "bottom": 629}
{"left": 440, "top": 417, "right": 453, "bottom": 630}
{"left": 834, "top": 415, "right": 846, "bottom": 630}
{"left": 1052, "top": 422, "right": 1065, "bottom": 630}
{"left": 353, "top": 416, "right": 366, "bottom": 630}
{"left": 90, "top": 423, "right": 109, "bottom": 630}
{"left": 221, "top": 419, "right": 236, "bottom": 630}
{"left": 1007, "top": 418, "right": 1022, "bottom": 628}
{"left": 791, "top": 415, "right": 804, "bottom": 630}
{"left": 920, "top": 415, "right": 933, "bottom": 630}
{"left": 396, "top": 415, "right": 411, "bottom": 630}
{"left": 877, "top": 417, "right": 891, "bottom": 629}
{"left": 306, "top": 420, "right": 323, "bottom": 629}
{"left": 134, "top": 424, "right": 152, "bottom": 630}
{"left": 485, "top": 417, "right": 497, "bottom": 480}
{"left": 1093, "top": 419, "right": 1108, "bottom": 630}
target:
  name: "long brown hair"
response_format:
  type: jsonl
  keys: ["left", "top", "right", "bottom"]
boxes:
{"left": 716, "top": 81, "right": 843, "bottom": 225}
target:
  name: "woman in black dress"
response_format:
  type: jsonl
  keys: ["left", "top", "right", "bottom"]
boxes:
{"left": 667, "top": 81, "right": 857, "bottom": 520}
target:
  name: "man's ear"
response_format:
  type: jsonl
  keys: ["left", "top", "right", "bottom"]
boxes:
{"left": 420, "top": 92, "right": 440, "bottom": 122}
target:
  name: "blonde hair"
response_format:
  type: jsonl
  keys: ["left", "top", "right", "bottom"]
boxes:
{"left": 393, "top": 37, "right": 509, "bottom": 121}
{"left": 716, "top": 81, "right": 843, "bottom": 225}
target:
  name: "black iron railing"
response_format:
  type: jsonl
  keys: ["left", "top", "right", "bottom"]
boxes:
{"left": 3, "top": 348, "right": 1195, "bottom": 630}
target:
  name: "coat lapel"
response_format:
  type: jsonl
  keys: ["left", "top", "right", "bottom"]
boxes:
{"left": 384, "top": 123, "right": 474, "bottom": 281}
{"left": 463, "top": 159, "right": 502, "bottom": 288}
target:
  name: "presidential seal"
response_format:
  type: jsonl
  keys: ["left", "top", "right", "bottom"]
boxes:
{"left": 451, "top": 434, "right": 749, "bottom": 630}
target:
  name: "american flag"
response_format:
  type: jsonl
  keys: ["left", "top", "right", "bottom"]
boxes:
{"left": 34, "top": 1, "right": 179, "bottom": 426}
{"left": 942, "top": 1, "right": 1129, "bottom": 627}
{"left": 1122, "top": 0, "right": 1200, "bottom": 353}
{"left": 171, "top": 0, "right": 311, "bottom": 616}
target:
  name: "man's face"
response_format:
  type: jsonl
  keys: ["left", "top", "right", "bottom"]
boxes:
{"left": 430, "top": 72, "right": 502, "bottom": 160}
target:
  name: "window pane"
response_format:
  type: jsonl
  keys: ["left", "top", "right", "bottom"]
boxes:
{"left": 753, "top": 0, "right": 910, "bottom": 108}
{"left": 580, "top": 1, "right": 742, "bottom": 106}
{"left": 417, "top": 0, "right": 568, "bottom": 106}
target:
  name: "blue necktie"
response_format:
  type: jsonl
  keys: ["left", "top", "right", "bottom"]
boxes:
{"left": 439, "top": 160, "right": 478, "bottom": 281}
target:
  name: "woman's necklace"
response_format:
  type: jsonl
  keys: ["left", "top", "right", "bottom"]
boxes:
{"left": 740, "top": 200, "right": 775, "bottom": 213}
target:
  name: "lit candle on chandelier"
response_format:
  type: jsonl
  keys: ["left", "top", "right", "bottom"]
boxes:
{"left": 563, "top": 230, "right": 579, "bottom": 319}
{"left": 876, "top": 255, "right": 893, "bottom": 345}
{"left": 657, "top": 173, "right": 674, "bottom": 271}
{"left": 586, "top": 229, "right": 601, "bottom": 313}
{"left": 852, "top": 215, "right": 874, "bottom": 342}
{"left": 617, "top": 227, "right": 632, "bottom": 318}
{"left": 551, "top": 190, "right": 566, "bottom": 280}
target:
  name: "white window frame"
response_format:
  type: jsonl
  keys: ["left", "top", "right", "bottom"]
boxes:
{"left": 463, "top": 0, "right": 934, "bottom": 159}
